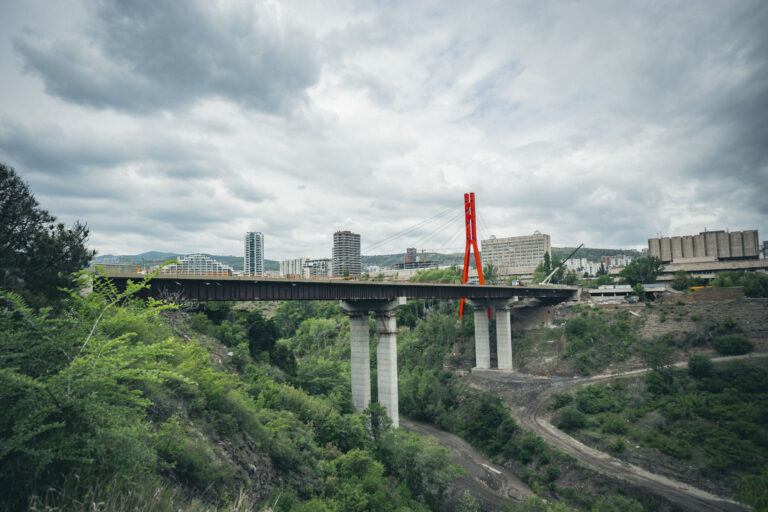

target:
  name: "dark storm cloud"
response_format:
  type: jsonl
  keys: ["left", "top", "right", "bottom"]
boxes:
{"left": 13, "top": 0, "right": 320, "bottom": 113}
{"left": 0, "top": 118, "right": 127, "bottom": 175}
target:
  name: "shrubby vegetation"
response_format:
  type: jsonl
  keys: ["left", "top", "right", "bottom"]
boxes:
{"left": 561, "top": 306, "right": 643, "bottom": 374}
{"left": 712, "top": 270, "right": 768, "bottom": 297}
{"left": 409, "top": 267, "right": 462, "bottom": 283}
{"left": 551, "top": 357, "right": 768, "bottom": 504}
{"left": 0, "top": 274, "right": 472, "bottom": 510}
{"left": 0, "top": 167, "right": 469, "bottom": 511}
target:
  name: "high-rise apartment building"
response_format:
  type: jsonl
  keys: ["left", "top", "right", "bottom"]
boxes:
{"left": 244, "top": 232, "right": 264, "bottom": 276}
{"left": 332, "top": 230, "right": 361, "bottom": 277}
{"left": 481, "top": 232, "right": 551, "bottom": 281}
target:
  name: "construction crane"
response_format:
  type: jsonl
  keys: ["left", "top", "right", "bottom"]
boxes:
{"left": 541, "top": 243, "right": 584, "bottom": 285}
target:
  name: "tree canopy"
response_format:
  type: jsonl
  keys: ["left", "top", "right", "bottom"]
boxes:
{"left": 1, "top": 164, "right": 94, "bottom": 306}
{"left": 618, "top": 256, "right": 663, "bottom": 286}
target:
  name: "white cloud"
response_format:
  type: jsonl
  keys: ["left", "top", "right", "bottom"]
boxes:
{"left": 0, "top": 0, "right": 765, "bottom": 260}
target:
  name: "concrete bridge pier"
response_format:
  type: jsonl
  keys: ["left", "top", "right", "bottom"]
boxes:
{"left": 340, "top": 297, "right": 406, "bottom": 426}
{"left": 495, "top": 303, "right": 513, "bottom": 369}
{"left": 347, "top": 311, "right": 371, "bottom": 413}
{"left": 471, "top": 305, "right": 491, "bottom": 369}
{"left": 468, "top": 298, "right": 516, "bottom": 370}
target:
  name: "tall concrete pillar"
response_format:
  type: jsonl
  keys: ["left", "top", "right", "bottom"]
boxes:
{"left": 348, "top": 311, "right": 371, "bottom": 413}
{"left": 341, "top": 297, "right": 405, "bottom": 426}
{"left": 472, "top": 306, "right": 490, "bottom": 369}
{"left": 376, "top": 310, "right": 399, "bottom": 427}
{"left": 495, "top": 305, "right": 513, "bottom": 369}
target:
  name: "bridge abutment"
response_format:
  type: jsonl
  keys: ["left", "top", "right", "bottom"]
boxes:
{"left": 340, "top": 297, "right": 406, "bottom": 426}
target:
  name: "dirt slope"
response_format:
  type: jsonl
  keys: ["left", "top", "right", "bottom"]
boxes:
{"left": 401, "top": 418, "right": 532, "bottom": 511}
{"left": 465, "top": 359, "right": 761, "bottom": 512}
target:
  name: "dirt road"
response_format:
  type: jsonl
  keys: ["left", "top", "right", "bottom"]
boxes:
{"left": 465, "top": 355, "right": 768, "bottom": 512}
{"left": 401, "top": 417, "right": 532, "bottom": 509}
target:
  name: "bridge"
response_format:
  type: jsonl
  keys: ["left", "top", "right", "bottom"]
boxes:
{"left": 103, "top": 274, "right": 577, "bottom": 427}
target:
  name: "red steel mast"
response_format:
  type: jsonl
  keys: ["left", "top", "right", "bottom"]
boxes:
{"left": 459, "top": 192, "right": 485, "bottom": 317}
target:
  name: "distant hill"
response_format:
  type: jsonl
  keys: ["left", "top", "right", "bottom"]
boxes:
{"left": 91, "top": 252, "right": 279, "bottom": 272}
{"left": 92, "top": 247, "right": 643, "bottom": 274}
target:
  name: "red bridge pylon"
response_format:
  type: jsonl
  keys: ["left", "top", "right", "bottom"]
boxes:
{"left": 459, "top": 192, "right": 485, "bottom": 317}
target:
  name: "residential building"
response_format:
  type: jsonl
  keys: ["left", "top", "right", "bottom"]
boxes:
{"left": 244, "top": 232, "right": 264, "bottom": 276}
{"left": 332, "top": 231, "right": 361, "bottom": 277}
{"left": 406, "top": 247, "right": 418, "bottom": 263}
{"left": 280, "top": 257, "right": 307, "bottom": 277}
{"left": 565, "top": 258, "right": 601, "bottom": 276}
{"left": 303, "top": 258, "right": 332, "bottom": 278}
{"left": 159, "top": 253, "right": 234, "bottom": 276}
{"left": 480, "top": 232, "right": 551, "bottom": 281}
{"left": 601, "top": 254, "right": 633, "bottom": 269}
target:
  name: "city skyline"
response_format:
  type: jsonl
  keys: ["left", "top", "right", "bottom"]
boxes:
{"left": 0, "top": 1, "right": 766, "bottom": 261}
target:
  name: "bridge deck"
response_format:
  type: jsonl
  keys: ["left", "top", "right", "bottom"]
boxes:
{"left": 101, "top": 273, "right": 577, "bottom": 302}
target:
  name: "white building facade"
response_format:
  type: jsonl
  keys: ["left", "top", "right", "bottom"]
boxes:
{"left": 481, "top": 233, "right": 551, "bottom": 281}
{"left": 159, "top": 254, "right": 234, "bottom": 275}
{"left": 280, "top": 257, "right": 307, "bottom": 277}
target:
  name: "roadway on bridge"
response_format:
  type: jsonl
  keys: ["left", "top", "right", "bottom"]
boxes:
{"left": 102, "top": 272, "right": 577, "bottom": 302}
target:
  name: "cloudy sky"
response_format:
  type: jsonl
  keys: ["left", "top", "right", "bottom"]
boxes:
{"left": 1, "top": 0, "right": 766, "bottom": 260}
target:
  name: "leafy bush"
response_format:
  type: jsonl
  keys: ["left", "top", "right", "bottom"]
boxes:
{"left": 601, "top": 414, "right": 628, "bottom": 435}
{"left": 558, "top": 407, "right": 586, "bottom": 431}
{"left": 713, "top": 335, "right": 754, "bottom": 356}
{"left": 551, "top": 393, "right": 574, "bottom": 409}
{"left": 688, "top": 354, "right": 714, "bottom": 378}
{"left": 609, "top": 439, "right": 626, "bottom": 453}
{"left": 743, "top": 272, "right": 768, "bottom": 297}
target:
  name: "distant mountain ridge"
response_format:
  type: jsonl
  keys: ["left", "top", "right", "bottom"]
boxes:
{"left": 92, "top": 252, "right": 279, "bottom": 272}
{"left": 92, "top": 246, "right": 643, "bottom": 273}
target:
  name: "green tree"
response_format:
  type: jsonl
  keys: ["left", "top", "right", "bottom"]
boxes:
{"left": 563, "top": 270, "right": 579, "bottom": 285}
{"left": 743, "top": 272, "right": 768, "bottom": 297}
{"left": 632, "top": 283, "right": 646, "bottom": 301}
{"left": 0, "top": 164, "right": 95, "bottom": 307}
{"left": 483, "top": 262, "right": 499, "bottom": 284}
{"left": 593, "top": 274, "right": 614, "bottom": 287}
{"left": 619, "top": 256, "right": 663, "bottom": 286}
{"left": 558, "top": 407, "right": 586, "bottom": 430}
{"left": 457, "top": 490, "right": 480, "bottom": 512}
{"left": 688, "top": 354, "right": 713, "bottom": 378}
{"left": 670, "top": 270, "right": 691, "bottom": 291}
